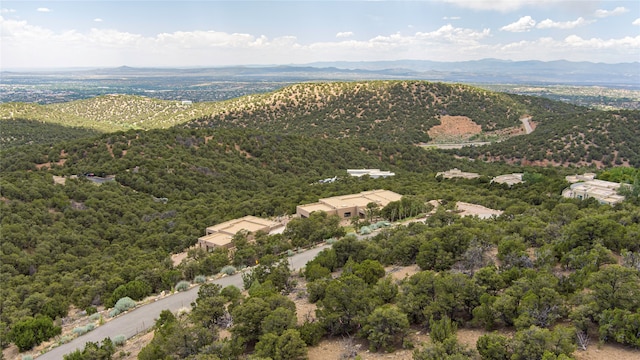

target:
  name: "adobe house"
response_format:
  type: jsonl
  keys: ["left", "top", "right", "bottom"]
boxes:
{"left": 436, "top": 168, "right": 480, "bottom": 179}
{"left": 562, "top": 174, "right": 627, "bottom": 205}
{"left": 562, "top": 179, "right": 626, "bottom": 205}
{"left": 491, "top": 173, "right": 524, "bottom": 186}
{"left": 347, "top": 169, "right": 395, "bottom": 178}
{"left": 296, "top": 189, "right": 402, "bottom": 219}
{"left": 198, "top": 215, "right": 283, "bottom": 252}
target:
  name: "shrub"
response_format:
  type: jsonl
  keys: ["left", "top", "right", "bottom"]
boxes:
{"left": 112, "top": 334, "right": 126, "bottom": 346}
{"left": 88, "top": 313, "right": 101, "bottom": 322}
{"left": 114, "top": 297, "right": 136, "bottom": 313}
{"left": 22, "top": 356, "right": 33, "bottom": 360}
{"left": 85, "top": 306, "right": 98, "bottom": 316}
{"left": 299, "top": 320, "right": 325, "bottom": 346}
{"left": 72, "top": 326, "right": 90, "bottom": 336}
{"left": 9, "top": 316, "right": 61, "bottom": 351}
{"left": 58, "top": 335, "right": 74, "bottom": 345}
{"left": 220, "top": 285, "right": 242, "bottom": 303}
{"left": 106, "top": 280, "right": 152, "bottom": 308}
{"left": 175, "top": 280, "right": 190, "bottom": 292}
{"left": 193, "top": 275, "right": 206, "bottom": 283}
{"left": 220, "top": 265, "right": 236, "bottom": 275}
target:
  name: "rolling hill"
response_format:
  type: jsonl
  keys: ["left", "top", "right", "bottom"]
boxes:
{"left": 2, "top": 80, "right": 639, "bottom": 167}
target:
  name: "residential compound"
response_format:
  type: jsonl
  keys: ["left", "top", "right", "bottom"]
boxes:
{"left": 198, "top": 215, "right": 283, "bottom": 251}
{"left": 491, "top": 173, "right": 524, "bottom": 186}
{"left": 347, "top": 169, "right": 395, "bottom": 178}
{"left": 562, "top": 173, "right": 626, "bottom": 205}
{"left": 436, "top": 168, "right": 480, "bottom": 179}
{"left": 296, "top": 189, "right": 402, "bottom": 219}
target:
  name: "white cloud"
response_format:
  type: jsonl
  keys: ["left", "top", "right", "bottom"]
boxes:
{"left": 336, "top": 31, "right": 354, "bottom": 38}
{"left": 564, "top": 34, "right": 640, "bottom": 50}
{"left": 94, "top": 18, "right": 103, "bottom": 23}
{"left": 1, "top": 8, "right": 16, "bottom": 14}
{"left": 443, "top": 16, "right": 461, "bottom": 20}
{"left": 1, "top": 15, "right": 637, "bottom": 68}
{"left": 633, "top": 18, "right": 640, "bottom": 26}
{"left": 495, "top": 35, "right": 640, "bottom": 63}
{"left": 537, "top": 17, "right": 591, "bottom": 30}
{"left": 415, "top": 24, "right": 490, "bottom": 43}
{"left": 36, "top": 7, "right": 52, "bottom": 13}
{"left": 501, "top": 16, "right": 536, "bottom": 32}
{"left": 444, "top": 0, "right": 558, "bottom": 13}
{"left": 594, "top": 7, "right": 628, "bottom": 18}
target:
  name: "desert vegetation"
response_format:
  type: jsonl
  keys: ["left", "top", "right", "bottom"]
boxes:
{"left": 1, "top": 81, "right": 639, "bottom": 359}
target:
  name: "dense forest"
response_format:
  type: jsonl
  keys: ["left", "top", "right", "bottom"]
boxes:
{"left": 1, "top": 82, "right": 640, "bottom": 359}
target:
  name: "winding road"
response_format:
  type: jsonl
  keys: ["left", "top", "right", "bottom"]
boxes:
{"left": 36, "top": 244, "right": 331, "bottom": 359}
{"left": 520, "top": 116, "right": 534, "bottom": 134}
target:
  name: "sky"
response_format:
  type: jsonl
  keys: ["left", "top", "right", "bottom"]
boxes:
{"left": 1, "top": 0, "right": 639, "bottom": 69}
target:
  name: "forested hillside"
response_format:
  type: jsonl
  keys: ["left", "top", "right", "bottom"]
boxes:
{"left": 186, "top": 81, "right": 531, "bottom": 143}
{"left": 0, "top": 119, "right": 101, "bottom": 148}
{"left": 1, "top": 125, "right": 639, "bottom": 359}
{"left": 454, "top": 107, "right": 640, "bottom": 168}
{"left": 3, "top": 80, "right": 640, "bottom": 169}
{"left": 2, "top": 81, "right": 640, "bottom": 359}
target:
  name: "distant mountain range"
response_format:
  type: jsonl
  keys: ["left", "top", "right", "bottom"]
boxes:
{"left": 2, "top": 59, "right": 638, "bottom": 88}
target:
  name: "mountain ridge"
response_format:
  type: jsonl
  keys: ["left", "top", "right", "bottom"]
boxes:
{"left": 2, "top": 59, "right": 638, "bottom": 87}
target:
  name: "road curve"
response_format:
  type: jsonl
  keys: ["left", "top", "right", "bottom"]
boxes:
{"left": 520, "top": 116, "right": 533, "bottom": 134}
{"left": 36, "top": 244, "right": 331, "bottom": 359}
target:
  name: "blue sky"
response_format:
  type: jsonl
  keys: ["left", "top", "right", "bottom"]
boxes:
{"left": 1, "top": 0, "right": 639, "bottom": 69}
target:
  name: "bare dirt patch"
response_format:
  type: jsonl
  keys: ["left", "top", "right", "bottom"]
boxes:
{"left": 427, "top": 115, "right": 482, "bottom": 142}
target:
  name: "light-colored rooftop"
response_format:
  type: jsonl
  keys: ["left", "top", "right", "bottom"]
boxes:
{"left": 298, "top": 189, "right": 402, "bottom": 216}
{"left": 566, "top": 173, "right": 597, "bottom": 183}
{"left": 320, "top": 189, "right": 402, "bottom": 209}
{"left": 297, "top": 202, "right": 336, "bottom": 214}
{"left": 456, "top": 202, "right": 503, "bottom": 219}
{"left": 198, "top": 232, "right": 233, "bottom": 247}
{"left": 563, "top": 179, "right": 626, "bottom": 205}
{"left": 347, "top": 169, "right": 395, "bottom": 178}
{"left": 436, "top": 168, "right": 480, "bottom": 179}
{"left": 492, "top": 173, "right": 524, "bottom": 186}
{"left": 205, "top": 215, "right": 280, "bottom": 235}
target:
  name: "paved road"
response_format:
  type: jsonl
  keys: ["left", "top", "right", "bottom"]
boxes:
{"left": 36, "top": 244, "right": 331, "bottom": 359}
{"left": 520, "top": 116, "right": 534, "bottom": 134}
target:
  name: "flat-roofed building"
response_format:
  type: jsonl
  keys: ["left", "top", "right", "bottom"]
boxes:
{"left": 347, "top": 169, "right": 395, "bottom": 178}
{"left": 492, "top": 173, "right": 524, "bottom": 186}
{"left": 436, "top": 168, "right": 480, "bottom": 179}
{"left": 198, "top": 215, "right": 283, "bottom": 251}
{"left": 562, "top": 179, "right": 626, "bottom": 205}
{"left": 296, "top": 189, "right": 402, "bottom": 219}
{"left": 566, "top": 173, "right": 596, "bottom": 183}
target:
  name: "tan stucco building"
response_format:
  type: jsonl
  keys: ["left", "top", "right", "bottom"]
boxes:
{"left": 562, "top": 178, "right": 626, "bottom": 205}
{"left": 436, "top": 168, "right": 480, "bottom": 179}
{"left": 296, "top": 189, "right": 402, "bottom": 219}
{"left": 198, "top": 215, "right": 283, "bottom": 251}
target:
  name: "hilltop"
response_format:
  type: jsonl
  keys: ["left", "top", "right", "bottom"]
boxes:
{"left": 2, "top": 80, "right": 639, "bottom": 167}
{"left": 0, "top": 94, "right": 219, "bottom": 133}
{"left": 185, "top": 81, "right": 530, "bottom": 144}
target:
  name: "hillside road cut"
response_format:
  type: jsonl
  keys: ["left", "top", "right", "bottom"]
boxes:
{"left": 36, "top": 244, "right": 331, "bottom": 360}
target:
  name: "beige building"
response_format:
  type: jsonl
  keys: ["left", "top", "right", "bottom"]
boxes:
{"left": 296, "top": 189, "right": 402, "bottom": 219}
{"left": 347, "top": 169, "right": 395, "bottom": 178}
{"left": 565, "top": 173, "right": 596, "bottom": 183}
{"left": 492, "top": 173, "right": 524, "bottom": 186}
{"left": 562, "top": 179, "right": 626, "bottom": 205}
{"left": 198, "top": 215, "right": 283, "bottom": 251}
{"left": 436, "top": 168, "right": 480, "bottom": 179}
